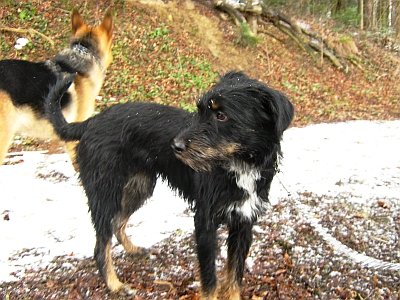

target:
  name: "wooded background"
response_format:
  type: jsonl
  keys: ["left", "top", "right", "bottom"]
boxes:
{"left": 234, "top": 0, "right": 400, "bottom": 37}
{"left": 322, "top": 0, "right": 399, "bottom": 35}
{"left": 216, "top": 0, "right": 400, "bottom": 71}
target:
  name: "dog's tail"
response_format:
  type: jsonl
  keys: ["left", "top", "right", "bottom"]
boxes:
{"left": 46, "top": 74, "right": 89, "bottom": 141}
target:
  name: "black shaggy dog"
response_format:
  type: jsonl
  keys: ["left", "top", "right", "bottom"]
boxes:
{"left": 46, "top": 71, "right": 294, "bottom": 299}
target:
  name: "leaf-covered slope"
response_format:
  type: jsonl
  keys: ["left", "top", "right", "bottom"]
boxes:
{"left": 1, "top": 0, "right": 399, "bottom": 127}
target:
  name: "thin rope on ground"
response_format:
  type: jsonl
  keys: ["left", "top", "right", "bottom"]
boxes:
{"left": 277, "top": 175, "right": 400, "bottom": 272}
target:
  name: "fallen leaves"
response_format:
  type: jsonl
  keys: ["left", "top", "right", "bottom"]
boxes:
{"left": 377, "top": 199, "right": 391, "bottom": 209}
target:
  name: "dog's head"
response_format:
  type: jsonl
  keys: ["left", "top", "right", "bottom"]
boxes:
{"left": 172, "top": 71, "right": 294, "bottom": 172}
{"left": 70, "top": 9, "right": 114, "bottom": 69}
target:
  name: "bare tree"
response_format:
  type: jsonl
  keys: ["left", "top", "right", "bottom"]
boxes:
{"left": 333, "top": 0, "right": 348, "bottom": 13}
{"left": 360, "top": 0, "right": 364, "bottom": 29}
{"left": 363, "top": 0, "right": 375, "bottom": 29}
{"left": 395, "top": 0, "right": 400, "bottom": 38}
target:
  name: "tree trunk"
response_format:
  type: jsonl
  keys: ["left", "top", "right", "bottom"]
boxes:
{"left": 360, "top": 0, "right": 364, "bottom": 29}
{"left": 372, "top": 0, "right": 378, "bottom": 28}
{"left": 378, "top": 0, "right": 389, "bottom": 28}
{"left": 395, "top": 0, "right": 400, "bottom": 38}
{"left": 364, "top": 0, "right": 374, "bottom": 29}
{"left": 333, "top": 0, "right": 348, "bottom": 13}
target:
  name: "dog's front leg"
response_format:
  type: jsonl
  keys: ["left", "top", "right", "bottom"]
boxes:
{"left": 194, "top": 210, "right": 218, "bottom": 300}
{"left": 221, "top": 219, "right": 253, "bottom": 300}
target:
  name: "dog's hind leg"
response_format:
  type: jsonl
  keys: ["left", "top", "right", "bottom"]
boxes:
{"left": 94, "top": 234, "right": 129, "bottom": 293}
{"left": 0, "top": 92, "right": 17, "bottom": 165}
{"left": 89, "top": 178, "right": 139, "bottom": 294}
{"left": 112, "top": 172, "right": 156, "bottom": 255}
{"left": 112, "top": 214, "right": 148, "bottom": 256}
{"left": 220, "top": 219, "right": 253, "bottom": 300}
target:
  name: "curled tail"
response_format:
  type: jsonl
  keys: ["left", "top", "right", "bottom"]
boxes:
{"left": 46, "top": 74, "right": 89, "bottom": 141}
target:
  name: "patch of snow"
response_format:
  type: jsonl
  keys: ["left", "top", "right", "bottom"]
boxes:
{"left": 1, "top": 120, "right": 399, "bottom": 282}
{"left": 270, "top": 120, "right": 400, "bottom": 203}
{"left": 0, "top": 153, "right": 193, "bottom": 282}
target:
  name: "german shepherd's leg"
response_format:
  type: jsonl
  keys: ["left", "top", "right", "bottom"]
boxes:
{"left": 75, "top": 78, "right": 96, "bottom": 123}
{"left": 0, "top": 92, "right": 17, "bottom": 165}
{"left": 194, "top": 210, "right": 218, "bottom": 300}
{"left": 112, "top": 172, "right": 156, "bottom": 255}
{"left": 220, "top": 219, "right": 253, "bottom": 300}
{"left": 0, "top": 128, "right": 14, "bottom": 165}
{"left": 65, "top": 141, "right": 79, "bottom": 170}
{"left": 67, "top": 79, "right": 97, "bottom": 171}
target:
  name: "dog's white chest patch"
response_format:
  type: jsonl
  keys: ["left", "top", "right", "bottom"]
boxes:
{"left": 228, "top": 163, "right": 264, "bottom": 221}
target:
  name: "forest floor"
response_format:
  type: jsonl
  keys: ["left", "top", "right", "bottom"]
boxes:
{"left": 0, "top": 120, "right": 399, "bottom": 299}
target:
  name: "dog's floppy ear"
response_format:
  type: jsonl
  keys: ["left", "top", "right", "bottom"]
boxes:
{"left": 276, "top": 91, "right": 294, "bottom": 136}
{"left": 71, "top": 9, "right": 86, "bottom": 34}
{"left": 268, "top": 89, "right": 294, "bottom": 137}
{"left": 258, "top": 86, "right": 294, "bottom": 137}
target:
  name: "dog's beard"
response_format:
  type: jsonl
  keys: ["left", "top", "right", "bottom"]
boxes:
{"left": 175, "top": 140, "right": 240, "bottom": 172}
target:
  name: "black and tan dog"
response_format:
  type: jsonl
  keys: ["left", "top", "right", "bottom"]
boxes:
{"left": 0, "top": 9, "right": 113, "bottom": 165}
{"left": 46, "top": 71, "right": 294, "bottom": 299}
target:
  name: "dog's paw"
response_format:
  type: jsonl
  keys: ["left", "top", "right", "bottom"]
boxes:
{"left": 119, "top": 284, "right": 137, "bottom": 297}
{"left": 126, "top": 246, "right": 149, "bottom": 258}
{"left": 110, "top": 282, "right": 137, "bottom": 297}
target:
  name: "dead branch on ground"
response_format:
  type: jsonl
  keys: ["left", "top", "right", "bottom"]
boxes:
{"left": 0, "top": 26, "right": 55, "bottom": 47}
{"left": 213, "top": 0, "right": 360, "bottom": 72}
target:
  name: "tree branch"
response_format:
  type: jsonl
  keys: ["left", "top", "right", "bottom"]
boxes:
{"left": 0, "top": 26, "right": 55, "bottom": 47}
{"left": 212, "top": 1, "right": 358, "bottom": 71}
{"left": 213, "top": 0, "right": 247, "bottom": 26}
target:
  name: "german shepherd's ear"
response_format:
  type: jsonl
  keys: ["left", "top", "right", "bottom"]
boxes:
{"left": 100, "top": 9, "right": 113, "bottom": 38}
{"left": 71, "top": 9, "right": 86, "bottom": 34}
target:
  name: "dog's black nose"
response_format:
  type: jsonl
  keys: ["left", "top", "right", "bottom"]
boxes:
{"left": 172, "top": 138, "right": 186, "bottom": 153}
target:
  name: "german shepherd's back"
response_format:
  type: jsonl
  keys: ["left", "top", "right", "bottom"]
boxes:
{"left": 0, "top": 9, "right": 113, "bottom": 166}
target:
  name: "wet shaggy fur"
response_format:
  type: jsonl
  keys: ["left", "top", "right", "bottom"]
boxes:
{"left": 46, "top": 71, "right": 294, "bottom": 299}
{"left": 0, "top": 9, "right": 113, "bottom": 166}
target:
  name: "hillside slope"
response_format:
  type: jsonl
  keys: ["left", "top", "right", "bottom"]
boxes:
{"left": 1, "top": 0, "right": 399, "bottom": 127}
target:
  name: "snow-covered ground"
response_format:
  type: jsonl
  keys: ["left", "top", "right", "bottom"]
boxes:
{"left": 1, "top": 120, "right": 399, "bottom": 283}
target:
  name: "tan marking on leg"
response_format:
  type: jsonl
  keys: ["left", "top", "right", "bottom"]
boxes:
{"left": 103, "top": 239, "right": 136, "bottom": 295}
{"left": 0, "top": 92, "right": 17, "bottom": 165}
{"left": 103, "top": 241, "right": 124, "bottom": 292}
{"left": 220, "top": 267, "right": 241, "bottom": 300}
{"left": 112, "top": 173, "right": 154, "bottom": 254}
{"left": 200, "top": 288, "right": 218, "bottom": 300}
{"left": 113, "top": 214, "right": 141, "bottom": 254}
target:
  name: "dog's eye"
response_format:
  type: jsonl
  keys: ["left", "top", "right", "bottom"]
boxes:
{"left": 215, "top": 111, "right": 228, "bottom": 122}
